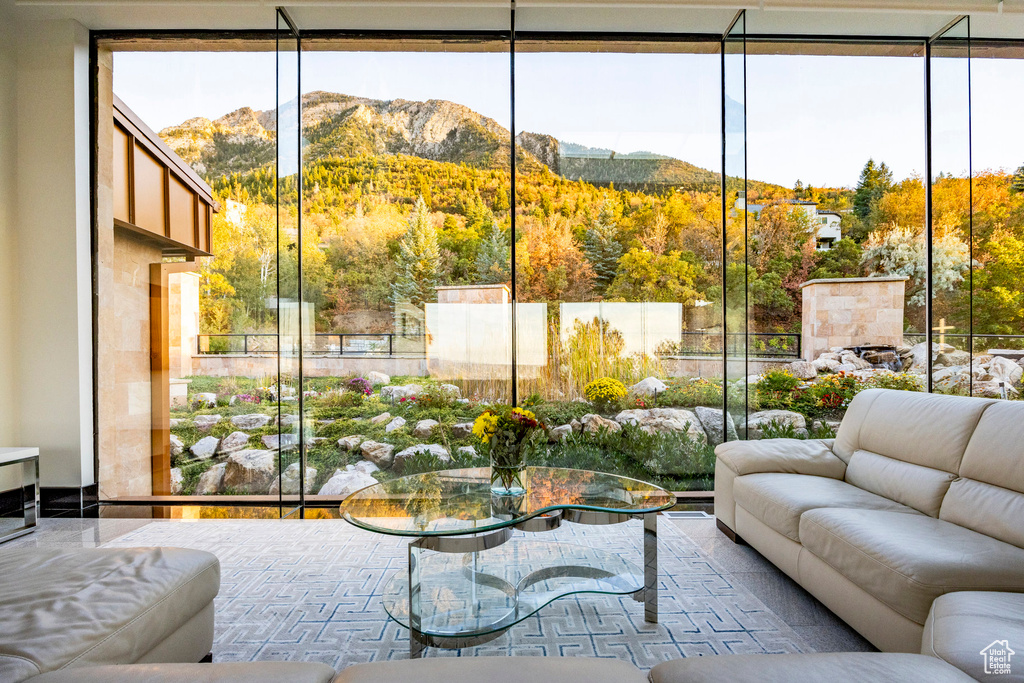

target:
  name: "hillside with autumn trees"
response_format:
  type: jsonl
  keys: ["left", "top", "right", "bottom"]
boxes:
{"left": 159, "top": 92, "right": 1024, "bottom": 344}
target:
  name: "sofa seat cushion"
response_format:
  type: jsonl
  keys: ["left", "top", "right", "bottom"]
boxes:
{"left": 733, "top": 473, "right": 920, "bottom": 542}
{"left": 648, "top": 653, "right": 975, "bottom": 683}
{"left": 923, "top": 591, "right": 1024, "bottom": 681}
{"left": 25, "top": 662, "right": 337, "bottom": 683}
{"left": 800, "top": 509, "right": 1024, "bottom": 624}
{"left": 0, "top": 547, "right": 220, "bottom": 683}
{"left": 334, "top": 656, "right": 647, "bottom": 683}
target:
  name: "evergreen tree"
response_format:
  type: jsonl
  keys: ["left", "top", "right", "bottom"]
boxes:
{"left": 1011, "top": 163, "right": 1024, "bottom": 194}
{"left": 392, "top": 196, "right": 440, "bottom": 308}
{"left": 583, "top": 200, "right": 624, "bottom": 293}
{"left": 853, "top": 159, "right": 894, "bottom": 221}
{"left": 474, "top": 221, "right": 511, "bottom": 284}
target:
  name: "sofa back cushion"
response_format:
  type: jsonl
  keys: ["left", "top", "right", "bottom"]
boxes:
{"left": 940, "top": 400, "right": 1024, "bottom": 548}
{"left": 845, "top": 449, "right": 957, "bottom": 517}
{"left": 833, "top": 389, "right": 993, "bottom": 472}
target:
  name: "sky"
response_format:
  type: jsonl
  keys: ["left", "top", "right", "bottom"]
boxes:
{"left": 114, "top": 50, "right": 1024, "bottom": 189}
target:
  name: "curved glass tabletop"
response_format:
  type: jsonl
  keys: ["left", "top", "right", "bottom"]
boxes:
{"left": 340, "top": 466, "right": 674, "bottom": 537}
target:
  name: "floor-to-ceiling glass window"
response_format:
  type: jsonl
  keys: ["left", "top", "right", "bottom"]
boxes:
{"left": 94, "top": 15, "right": 1024, "bottom": 513}
{"left": 964, "top": 39, "right": 1024, "bottom": 396}
{"left": 741, "top": 39, "right": 927, "bottom": 430}
{"left": 297, "top": 36, "right": 513, "bottom": 498}
{"left": 513, "top": 37, "right": 724, "bottom": 491}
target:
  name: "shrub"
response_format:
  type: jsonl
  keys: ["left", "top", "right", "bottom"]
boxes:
{"left": 583, "top": 377, "right": 628, "bottom": 411}
{"left": 658, "top": 378, "right": 723, "bottom": 408}
{"left": 754, "top": 368, "right": 801, "bottom": 409}
{"left": 870, "top": 371, "right": 923, "bottom": 392}
{"left": 759, "top": 419, "right": 805, "bottom": 440}
{"left": 806, "top": 372, "right": 866, "bottom": 411}
{"left": 345, "top": 377, "right": 373, "bottom": 396}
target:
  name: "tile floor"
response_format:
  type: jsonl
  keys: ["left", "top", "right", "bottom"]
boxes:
{"left": 4, "top": 511, "right": 874, "bottom": 655}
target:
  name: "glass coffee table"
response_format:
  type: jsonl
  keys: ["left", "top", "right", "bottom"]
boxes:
{"left": 340, "top": 466, "right": 675, "bottom": 657}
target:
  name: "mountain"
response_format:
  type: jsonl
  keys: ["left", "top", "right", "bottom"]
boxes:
{"left": 158, "top": 90, "right": 723, "bottom": 191}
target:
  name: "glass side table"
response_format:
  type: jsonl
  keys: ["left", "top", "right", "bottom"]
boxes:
{"left": 340, "top": 467, "right": 675, "bottom": 657}
{"left": 0, "top": 448, "right": 39, "bottom": 543}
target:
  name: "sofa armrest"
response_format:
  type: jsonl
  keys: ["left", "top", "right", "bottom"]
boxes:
{"left": 25, "top": 663, "right": 338, "bottom": 683}
{"left": 715, "top": 438, "right": 847, "bottom": 479}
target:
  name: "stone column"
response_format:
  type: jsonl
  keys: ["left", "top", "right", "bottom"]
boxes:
{"left": 800, "top": 277, "right": 908, "bottom": 361}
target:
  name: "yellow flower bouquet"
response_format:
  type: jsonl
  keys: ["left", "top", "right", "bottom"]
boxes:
{"left": 473, "top": 406, "right": 545, "bottom": 494}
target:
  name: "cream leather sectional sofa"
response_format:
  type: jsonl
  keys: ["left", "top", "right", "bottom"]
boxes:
{"left": 715, "top": 388, "right": 1024, "bottom": 654}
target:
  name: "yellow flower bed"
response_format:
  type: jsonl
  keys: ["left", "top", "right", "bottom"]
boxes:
{"left": 584, "top": 377, "right": 628, "bottom": 407}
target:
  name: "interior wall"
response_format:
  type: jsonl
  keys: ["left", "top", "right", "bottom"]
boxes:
{"left": 14, "top": 19, "right": 95, "bottom": 488}
{"left": 0, "top": 9, "right": 16, "bottom": 446}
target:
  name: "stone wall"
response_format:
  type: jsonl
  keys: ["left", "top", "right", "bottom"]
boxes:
{"left": 800, "top": 277, "right": 908, "bottom": 362}
{"left": 97, "top": 229, "right": 162, "bottom": 499}
{"left": 168, "top": 271, "right": 199, "bottom": 379}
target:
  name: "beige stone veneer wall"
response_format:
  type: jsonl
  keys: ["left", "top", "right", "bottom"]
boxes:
{"left": 801, "top": 276, "right": 908, "bottom": 362}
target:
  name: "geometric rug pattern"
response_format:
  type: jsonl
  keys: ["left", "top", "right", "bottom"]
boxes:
{"left": 103, "top": 518, "right": 811, "bottom": 672}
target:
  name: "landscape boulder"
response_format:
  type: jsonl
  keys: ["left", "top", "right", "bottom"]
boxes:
{"left": 813, "top": 357, "right": 842, "bottom": 373}
{"left": 170, "top": 468, "right": 183, "bottom": 495}
{"left": 193, "top": 414, "right": 222, "bottom": 431}
{"left": 317, "top": 466, "right": 378, "bottom": 497}
{"left": 937, "top": 349, "right": 972, "bottom": 367}
{"left": 907, "top": 341, "right": 955, "bottom": 373}
{"left": 393, "top": 444, "right": 451, "bottom": 472}
{"left": 381, "top": 384, "right": 424, "bottom": 401}
{"left": 693, "top": 406, "right": 738, "bottom": 447}
{"left": 386, "top": 416, "right": 407, "bottom": 433}
{"left": 261, "top": 433, "right": 298, "bottom": 450}
{"left": 169, "top": 419, "right": 182, "bottom": 429}
{"left": 439, "top": 384, "right": 462, "bottom": 399}
{"left": 548, "top": 424, "right": 573, "bottom": 442}
{"left": 195, "top": 463, "right": 226, "bottom": 495}
{"left": 351, "top": 460, "right": 380, "bottom": 475}
{"left": 222, "top": 449, "right": 277, "bottom": 493}
{"left": 169, "top": 434, "right": 184, "bottom": 457}
{"left": 269, "top": 462, "right": 318, "bottom": 495}
{"left": 218, "top": 431, "right": 250, "bottom": 454}
{"left": 189, "top": 436, "right": 220, "bottom": 460}
{"left": 580, "top": 414, "right": 621, "bottom": 434}
{"left": 629, "top": 377, "right": 667, "bottom": 397}
{"left": 988, "top": 356, "right": 1023, "bottom": 386}
{"left": 361, "top": 441, "right": 396, "bottom": 469}
{"left": 452, "top": 422, "right": 474, "bottom": 439}
{"left": 613, "top": 408, "right": 706, "bottom": 442}
{"left": 743, "top": 410, "right": 808, "bottom": 439}
{"left": 336, "top": 435, "right": 364, "bottom": 451}
{"left": 788, "top": 361, "right": 818, "bottom": 380}
{"left": 457, "top": 446, "right": 477, "bottom": 458}
{"left": 231, "top": 413, "right": 272, "bottom": 430}
{"left": 413, "top": 419, "right": 439, "bottom": 438}
{"left": 366, "top": 371, "right": 390, "bottom": 386}
{"left": 370, "top": 412, "right": 392, "bottom": 425}
{"left": 278, "top": 413, "right": 301, "bottom": 427}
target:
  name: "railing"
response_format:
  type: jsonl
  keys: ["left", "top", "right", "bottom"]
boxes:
{"left": 903, "top": 333, "right": 1024, "bottom": 352}
{"left": 197, "top": 333, "right": 424, "bottom": 356}
{"left": 661, "top": 331, "right": 802, "bottom": 359}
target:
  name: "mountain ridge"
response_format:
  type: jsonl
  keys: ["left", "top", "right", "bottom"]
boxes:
{"left": 158, "top": 90, "right": 735, "bottom": 192}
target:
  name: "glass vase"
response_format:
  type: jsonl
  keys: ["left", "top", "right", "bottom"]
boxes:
{"left": 489, "top": 440, "right": 527, "bottom": 495}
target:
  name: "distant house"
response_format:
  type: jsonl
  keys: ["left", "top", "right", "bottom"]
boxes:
{"left": 735, "top": 193, "right": 844, "bottom": 251}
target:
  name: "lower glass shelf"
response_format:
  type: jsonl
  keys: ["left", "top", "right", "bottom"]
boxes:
{"left": 383, "top": 539, "right": 643, "bottom": 639}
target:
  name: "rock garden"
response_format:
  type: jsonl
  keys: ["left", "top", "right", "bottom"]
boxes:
{"left": 168, "top": 343, "right": 1024, "bottom": 498}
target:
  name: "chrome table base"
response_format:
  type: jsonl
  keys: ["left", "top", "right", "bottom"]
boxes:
{"left": 405, "top": 511, "right": 658, "bottom": 658}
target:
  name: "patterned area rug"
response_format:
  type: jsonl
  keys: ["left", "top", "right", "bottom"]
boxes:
{"left": 103, "top": 518, "right": 810, "bottom": 671}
